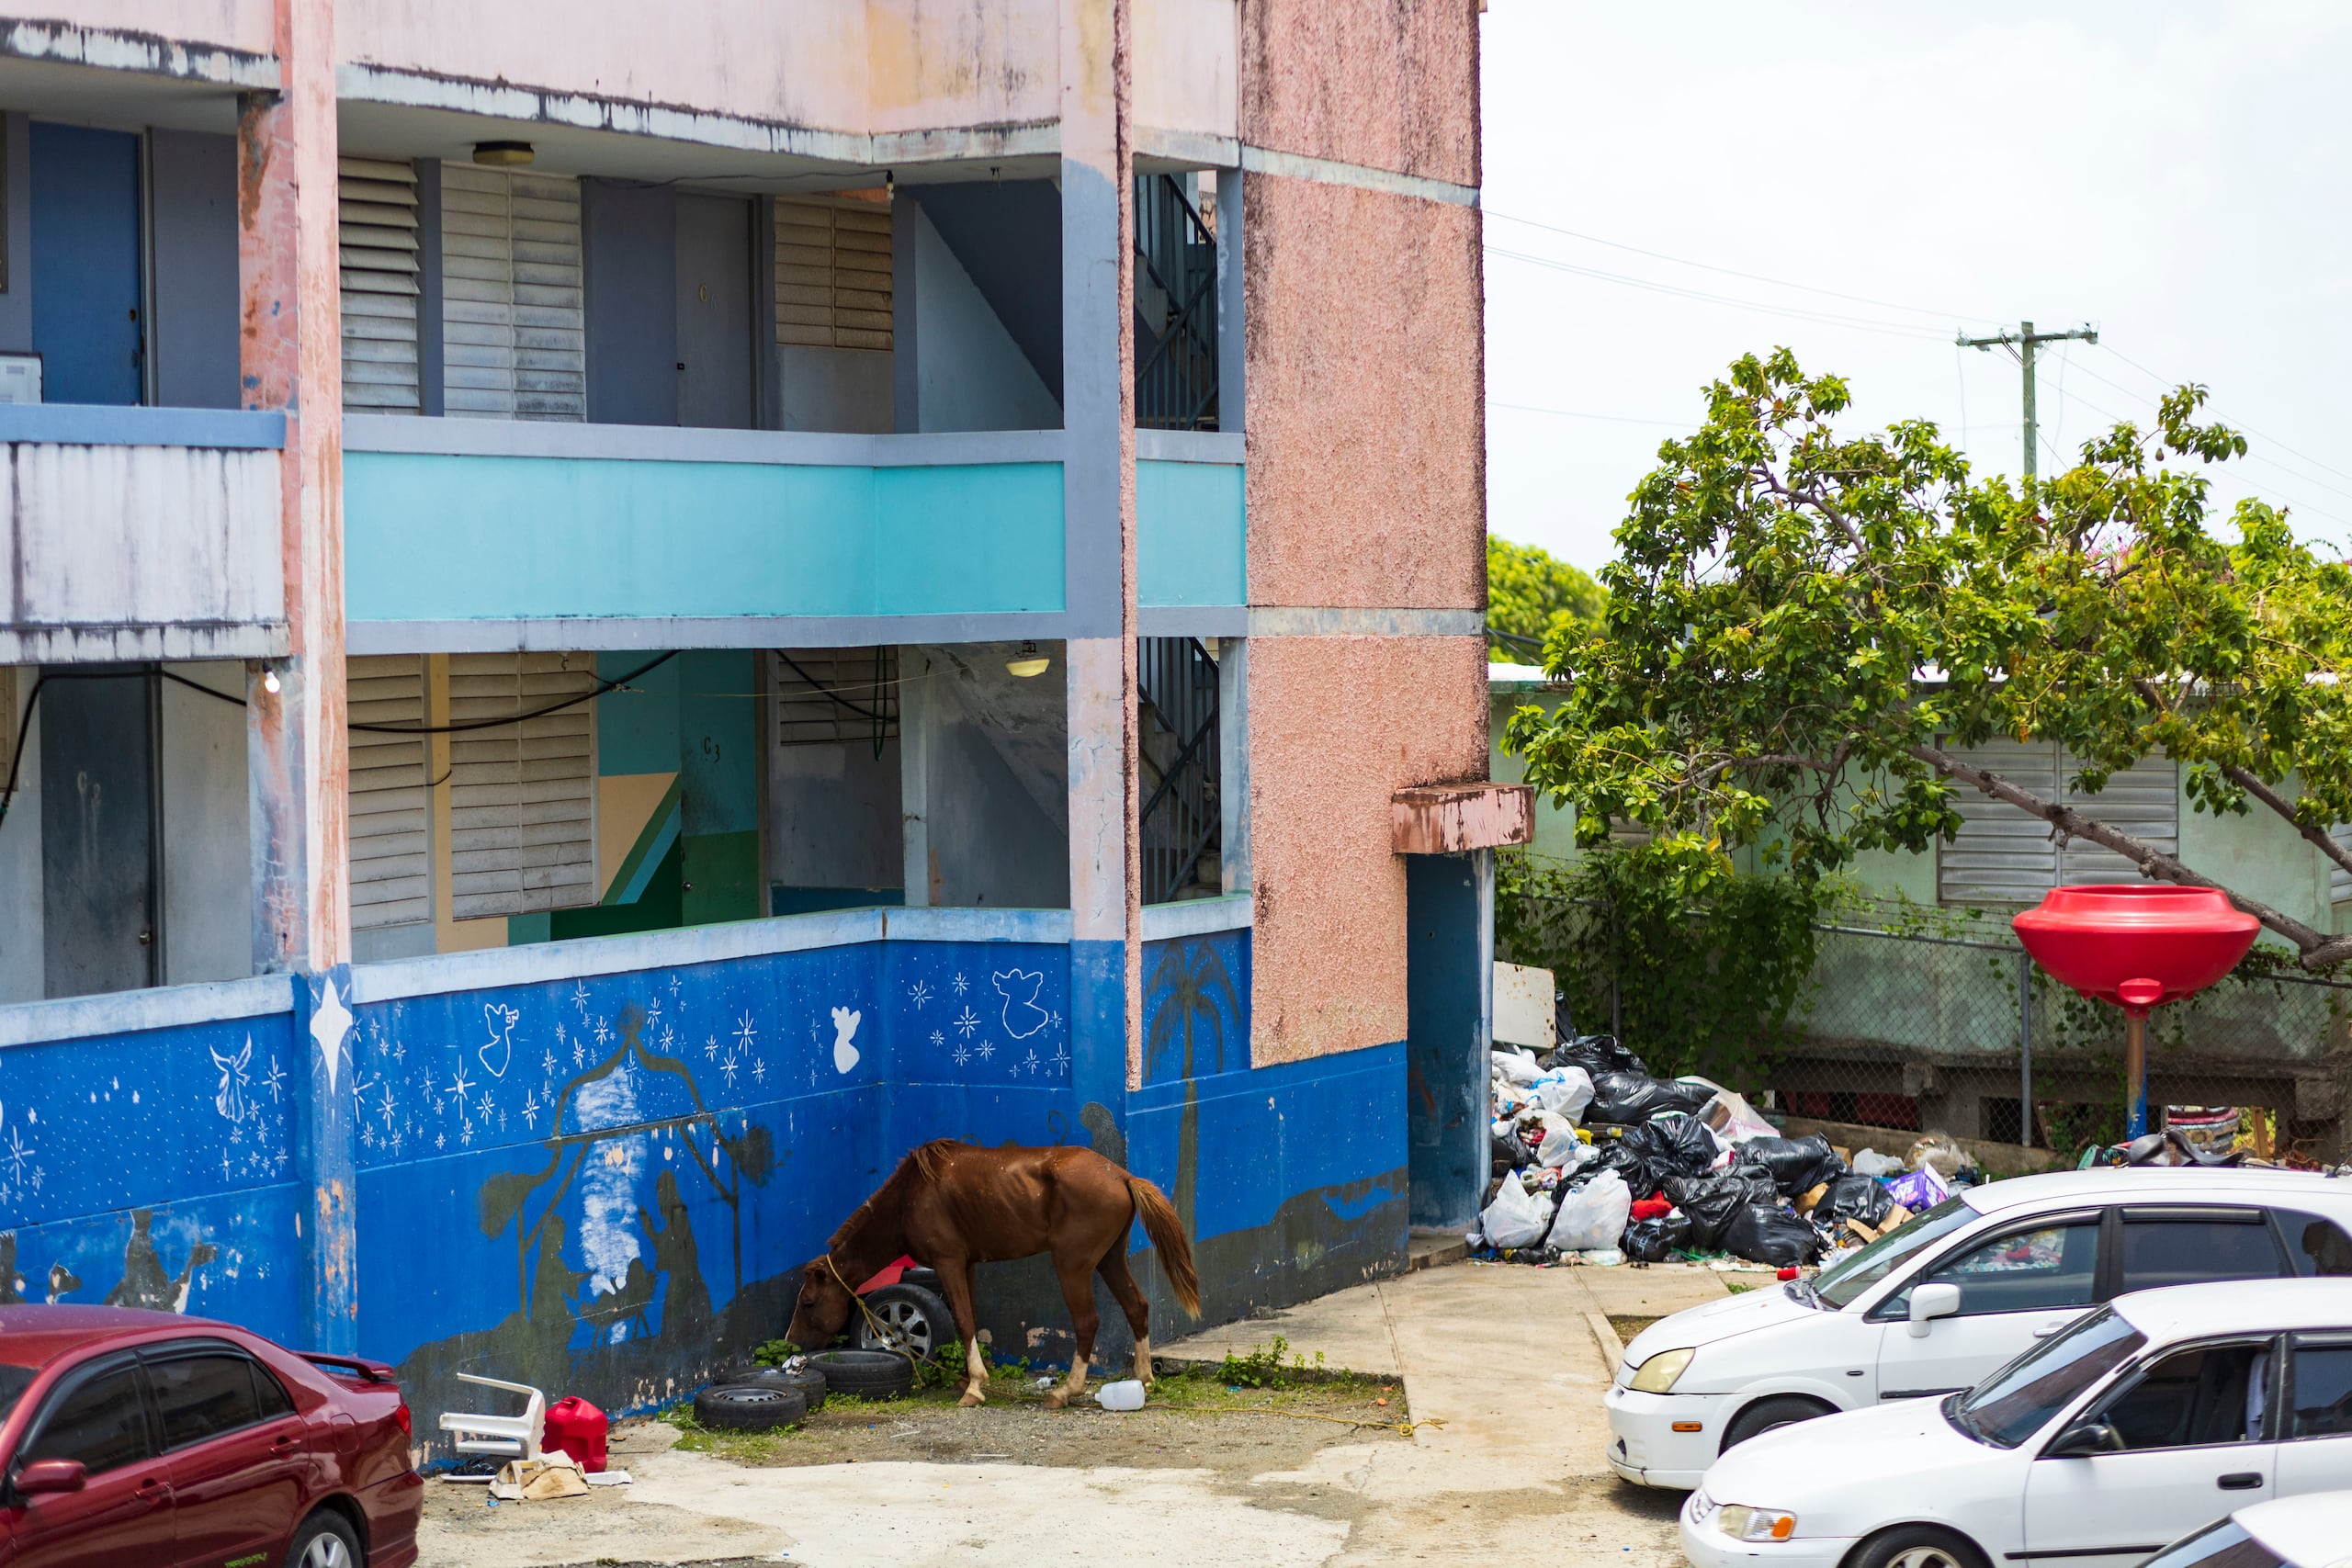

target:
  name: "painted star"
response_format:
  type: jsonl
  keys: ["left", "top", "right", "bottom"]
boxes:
{"left": 733, "top": 1013, "right": 757, "bottom": 1052}
{"left": 930, "top": 1030, "right": 945, "bottom": 1048}
{"left": 594, "top": 1017, "right": 612, "bottom": 1046}
{"left": 448, "top": 1063, "right": 475, "bottom": 1110}
{"left": 1022, "top": 1049, "right": 1041, "bottom": 1077}
{"left": 705, "top": 1035, "right": 721, "bottom": 1060}
{"left": 379, "top": 1089, "right": 397, "bottom": 1129}
{"left": 542, "top": 1047, "right": 558, "bottom": 1075}
{"left": 521, "top": 1092, "right": 540, "bottom": 1130}
{"left": 953, "top": 1044, "right": 970, "bottom": 1067}
{"left": 908, "top": 981, "right": 933, "bottom": 1009}
{"left": 951, "top": 972, "right": 969, "bottom": 997}
{"left": 571, "top": 981, "right": 591, "bottom": 1017}
{"left": 309, "top": 977, "right": 354, "bottom": 1096}
{"left": 976, "top": 1041, "right": 994, "bottom": 1061}
{"left": 264, "top": 1058, "right": 288, "bottom": 1104}
{"left": 953, "top": 1007, "right": 981, "bottom": 1040}
{"left": 390, "top": 1038, "right": 406, "bottom": 1065}
{"left": 458, "top": 1120, "right": 474, "bottom": 1146}
{"left": 752, "top": 1058, "right": 766, "bottom": 1085}
{"left": 720, "top": 1055, "right": 741, "bottom": 1088}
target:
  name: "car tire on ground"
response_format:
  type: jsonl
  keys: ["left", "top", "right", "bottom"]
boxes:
{"left": 809, "top": 1348, "right": 917, "bottom": 1400}
{"left": 854, "top": 1283, "right": 956, "bottom": 1361}
{"left": 288, "top": 1507, "right": 363, "bottom": 1568}
{"left": 717, "top": 1364, "right": 828, "bottom": 1410}
{"left": 1719, "top": 1394, "right": 1834, "bottom": 1452}
{"left": 693, "top": 1383, "right": 808, "bottom": 1430}
{"left": 1849, "top": 1524, "right": 1993, "bottom": 1568}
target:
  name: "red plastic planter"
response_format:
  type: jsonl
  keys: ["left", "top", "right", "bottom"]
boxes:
{"left": 2012, "top": 885, "right": 2258, "bottom": 1138}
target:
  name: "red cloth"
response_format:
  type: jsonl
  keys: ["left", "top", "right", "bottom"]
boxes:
{"left": 1629, "top": 1197, "right": 1673, "bottom": 1221}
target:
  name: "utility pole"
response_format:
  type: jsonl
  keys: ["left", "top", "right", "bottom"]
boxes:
{"left": 1958, "top": 320, "right": 2098, "bottom": 480}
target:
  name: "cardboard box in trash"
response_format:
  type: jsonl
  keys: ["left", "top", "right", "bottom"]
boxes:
{"left": 490, "top": 1455, "right": 589, "bottom": 1502}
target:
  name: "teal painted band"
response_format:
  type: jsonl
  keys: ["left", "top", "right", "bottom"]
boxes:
{"left": 345, "top": 452, "right": 1067, "bottom": 624}
{"left": 616, "top": 800, "right": 682, "bottom": 907}
{"left": 1138, "top": 458, "right": 1245, "bottom": 607}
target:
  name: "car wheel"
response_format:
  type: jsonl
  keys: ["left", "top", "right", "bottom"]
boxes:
{"left": 694, "top": 1382, "right": 808, "bottom": 1430}
{"left": 1852, "top": 1525, "right": 1992, "bottom": 1568}
{"left": 1720, "top": 1394, "right": 1834, "bottom": 1452}
{"left": 855, "top": 1283, "right": 955, "bottom": 1361}
{"left": 808, "top": 1348, "right": 918, "bottom": 1400}
{"left": 288, "top": 1509, "right": 362, "bottom": 1568}
{"left": 717, "top": 1363, "right": 829, "bottom": 1410}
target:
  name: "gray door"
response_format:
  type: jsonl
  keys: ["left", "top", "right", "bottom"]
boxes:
{"left": 41, "top": 670, "right": 159, "bottom": 997}
{"left": 675, "top": 194, "right": 753, "bottom": 428}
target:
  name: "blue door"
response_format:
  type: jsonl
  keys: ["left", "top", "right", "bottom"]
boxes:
{"left": 31, "top": 122, "right": 143, "bottom": 405}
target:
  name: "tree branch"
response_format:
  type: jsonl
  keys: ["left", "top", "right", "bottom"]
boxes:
{"left": 1687, "top": 753, "right": 1838, "bottom": 788}
{"left": 1912, "top": 740, "right": 2352, "bottom": 969}
{"left": 2128, "top": 677, "right": 2352, "bottom": 884}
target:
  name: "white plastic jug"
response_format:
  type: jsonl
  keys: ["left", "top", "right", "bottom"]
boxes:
{"left": 1094, "top": 1380, "right": 1146, "bottom": 1411}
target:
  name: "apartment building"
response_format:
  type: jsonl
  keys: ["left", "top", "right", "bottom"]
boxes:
{"left": 0, "top": 0, "right": 1518, "bottom": 1422}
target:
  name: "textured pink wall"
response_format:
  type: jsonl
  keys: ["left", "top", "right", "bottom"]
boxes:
{"left": 1242, "top": 174, "right": 1483, "bottom": 610}
{"left": 1249, "top": 635, "right": 1487, "bottom": 1066}
{"left": 1238, "top": 0, "right": 1479, "bottom": 186}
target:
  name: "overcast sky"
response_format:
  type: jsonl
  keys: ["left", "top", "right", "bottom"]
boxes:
{"left": 1479, "top": 3, "right": 2352, "bottom": 572}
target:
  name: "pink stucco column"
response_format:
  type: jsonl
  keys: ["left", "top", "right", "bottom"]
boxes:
{"left": 239, "top": 0, "right": 348, "bottom": 976}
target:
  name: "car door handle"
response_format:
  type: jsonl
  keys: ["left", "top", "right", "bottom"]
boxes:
{"left": 2218, "top": 1472, "right": 2263, "bottom": 1491}
{"left": 134, "top": 1476, "right": 169, "bottom": 1505}
{"left": 2032, "top": 1321, "right": 2070, "bottom": 1338}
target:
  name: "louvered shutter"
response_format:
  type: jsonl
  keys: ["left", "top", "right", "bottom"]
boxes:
{"left": 774, "top": 197, "right": 894, "bottom": 352}
{"left": 441, "top": 166, "right": 585, "bottom": 421}
{"left": 1939, "top": 740, "right": 2178, "bottom": 906}
{"left": 347, "top": 655, "right": 431, "bottom": 930}
{"left": 2332, "top": 825, "right": 2352, "bottom": 907}
{"left": 772, "top": 648, "right": 898, "bottom": 745}
{"left": 338, "top": 158, "right": 422, "bottom": 413}
{"left": 447, "top": 653, "right": 598, "bottom": 919}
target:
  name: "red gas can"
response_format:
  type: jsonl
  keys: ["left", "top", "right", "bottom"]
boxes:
{"left": 543, "top": 1395, "right": 608, "bottom": 1473}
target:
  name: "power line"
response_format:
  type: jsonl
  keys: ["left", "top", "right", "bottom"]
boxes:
{"left": 1483, "top": 246, "right": 1954, "bottom": 342}
{"left": 1485, "top": 210, "right": 2001, "bottom": 328}
{"left": 1489, "top": 401, "right": 1695, "bottom": 429}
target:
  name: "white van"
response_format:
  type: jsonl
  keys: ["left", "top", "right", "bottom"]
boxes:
{"left": 1607, "top": 1168, "right": 2352, "bottom": 1489}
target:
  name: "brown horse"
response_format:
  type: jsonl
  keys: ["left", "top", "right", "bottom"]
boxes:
{"left": 785, "top": 1140, "right": 1200, "bottom": 1408}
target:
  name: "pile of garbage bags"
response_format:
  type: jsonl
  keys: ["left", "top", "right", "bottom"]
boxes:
{"left": 1469, "top": 1006, "right": 1977, "bottom": 1270}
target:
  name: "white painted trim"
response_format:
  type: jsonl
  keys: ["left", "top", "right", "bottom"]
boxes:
{"left": 1238, "top": 145, "right": 1480, "bottom": 209}
{"left": 347, "top": 613, "right": 1068, "bottom": 656}
{"left": 1248, "top": 606, "right": 1484, "bottom": 637}
{"left": 1135, "top": 429, "right": 1243, "bottom": 465}
{"left": 349, "top": 907, "right": 1076, "bottom": 1004}
{"left": 346, "top": 414, "right": 1065, "bottom": 468}
{"left": 0, "top": 975, "right": 293, "bottom": 1049}
{"left": 1136, "top": 129, "right": 1238, "bottom": 170}
{"left": 0, "top": 19, "right": 277, "bottom": 88}
{"left": 1141, "top": 895, "right": 1251, "bottom": 942}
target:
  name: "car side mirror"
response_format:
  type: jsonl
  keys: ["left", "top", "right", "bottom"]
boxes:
{"left": 14, "top": 1459, "right": 85, "bottom": 1495}
{"left": 1907, "top": 1281, "right": 1962, "bottom": 1337}
{"left": 2044, "top": 1420, "right": 2124, "bottom": 1459}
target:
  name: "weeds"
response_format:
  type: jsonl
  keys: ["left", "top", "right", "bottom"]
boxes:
{"left": 1214, "top": 1337, "right": 1336, "bottom": 1390}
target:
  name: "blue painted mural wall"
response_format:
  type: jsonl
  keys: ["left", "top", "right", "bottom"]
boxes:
{"left": 0, "top": 913, "right": 1406, "bottom": 1438}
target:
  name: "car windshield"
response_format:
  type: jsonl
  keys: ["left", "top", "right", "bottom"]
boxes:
{"left": 1950, "top": 1305, "right": 2145, "bottom": 1449}
{"left": 2138, "top": 1520, "right": 2286, "bottom": 1568}
{"left": 1811, "top": 1195, "right": 1978, "bottom": 1308}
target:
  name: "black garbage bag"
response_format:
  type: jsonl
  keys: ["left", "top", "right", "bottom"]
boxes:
{"left": 1722, "top": 1202, "right": 1826, "bottom": 1267}
{"left": 1544, "top": 1032, "right": 1650, "bottom": 1079}
{"left": 1621, "top": 1113, "right": 1721, "bottom": 1183}
{"left": 1622, "top": 1212, "right": 1694, "bottom": 1263}
{"left": 1812, "top": 1172, "right": 1894, "bottom": 1228}
{"left": 1736, "top": 1134, "right": 1847, "bottom": 1197}
{"left": 1492, "top": 1126, "right": 1535, "bottom": 1171}
{"left": 1588, "top": 1071, "right": 1714, "bottom": 1125}
{"left": 1662, "top": 1168, "right": 1778, "bottom": 1251}
{"left": 1587, "top": 1140, "right": 1657, "bottom": 1199}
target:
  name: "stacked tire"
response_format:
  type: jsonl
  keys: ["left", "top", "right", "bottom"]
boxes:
{"left": 808, "top": 1349, "right": 915, "bottom": 1401}
{"left": 692, "top": 1382, "right": 807, "bottom": 1430}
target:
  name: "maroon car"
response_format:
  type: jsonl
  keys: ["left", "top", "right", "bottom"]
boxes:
{"left": 0, "top": 1304, "right": 421, "bottom": 1568}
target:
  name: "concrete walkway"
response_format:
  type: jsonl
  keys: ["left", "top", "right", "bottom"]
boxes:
{"left": 416, "top": 1259, "right": 1750, "bottom": 1568}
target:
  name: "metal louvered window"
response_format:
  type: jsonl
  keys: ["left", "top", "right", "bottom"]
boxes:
{"left": 2332, "top": 825, "right": 2352, "bottom": 908}
{"left": 442, "top": 166, "right": 585, "bottom": 421}
{"left": 1938, "top": 740, "right": 2179, "bottom": 906}
{"left": 347, "top": 656, "right": 431, "bottom": 930}
{"left": 771, "top": 648, "right": 897, "bottom": 747}
{"left": 338, "top": 158, "right": 422, "bottom": 413}
{"left": 774, "top": 197, "right": 893, "bottom": 352}
{"left": 447, "top": 654, "right": 599, "bottom": 919}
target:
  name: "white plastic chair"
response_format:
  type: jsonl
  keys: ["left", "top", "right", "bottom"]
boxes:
{"left": 438, "top": 1372, "right": 545, "bottom": 1461}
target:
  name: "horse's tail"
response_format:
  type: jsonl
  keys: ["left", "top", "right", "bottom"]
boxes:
{"left": 1125, "top": 1177, "right": 1201, "bottom": 1317}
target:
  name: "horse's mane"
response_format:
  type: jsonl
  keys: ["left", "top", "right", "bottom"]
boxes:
{"left": 827, "top": 1139, "right": 964, "bottom": 1252}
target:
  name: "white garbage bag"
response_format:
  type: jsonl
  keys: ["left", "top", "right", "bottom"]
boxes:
{"left": 1852, "top": 1147, "right": 1904, "bottom": 1178}
{"left": 1490, "top": 1048, "right": 1544, "bottom": 1087}
{"left": 1480, "top": 1175, "right": 1555, "bottom": 1250}
{"left": 1530, "top": 1067, "right": 1595, "bottom": 1122}
{"left": 1548, "top": 1169, "right": 1632, "bottom": 1252}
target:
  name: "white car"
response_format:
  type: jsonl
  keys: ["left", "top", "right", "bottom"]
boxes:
{"left": 2141, "top": 1489, "right": 2352, "bottom": 1568}
{"left": 1679, "top": 1277, "right": 2352, "bottom": 1568}
{"left": 1608, "top": 1168, "right": 2352, "bottom": 1488}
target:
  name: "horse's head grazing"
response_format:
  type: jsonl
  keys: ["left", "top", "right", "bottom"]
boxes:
{"left": 784, "top": 1256, "right": 854, "bottom": 1351}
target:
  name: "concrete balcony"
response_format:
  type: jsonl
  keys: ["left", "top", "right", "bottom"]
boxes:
{"left": 344, "top": 417, "right": 1244, "bottom": 650}
{"left": 0, "top": 405, "right": 288, "bottom": 664}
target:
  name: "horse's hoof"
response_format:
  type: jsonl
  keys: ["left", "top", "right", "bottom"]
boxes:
{"left": 958, "top": 1386, "right": 987, "bottom": 1408}
{"left": 1043, "top": 1388, "right": 1071, "bottom": 1410}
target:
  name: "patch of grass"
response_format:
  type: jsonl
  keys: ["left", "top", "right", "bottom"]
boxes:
{"left": 666, "top": 1400, "right": 806, "bottom": 1462}
{"left": 1608, "top": 1314, "right": 1659, "bottom": 1345}
{"left": 750, "top": 1338, "right": 798, "bottom": 1368}
{"left": 1214, "top": 1336, "right": 1333, "bottom": 1390}
{"left": 1723, "top": 1280, "right": 1758, "bottom": 1294}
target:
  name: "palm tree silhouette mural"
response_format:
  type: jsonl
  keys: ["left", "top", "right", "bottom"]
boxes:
{"left": 1144, "top": 941, "right": 1240, "bottom": 1239}
{"left": 478, "top": 1003, "right": 775, "bottom": 1346}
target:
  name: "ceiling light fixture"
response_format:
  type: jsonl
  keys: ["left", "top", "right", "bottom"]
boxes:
{"left": 1005, "top": 641, "right": 1050, "bottom": 678}
{"left": 472, "top": 141, "right": 536, "bottom": 166}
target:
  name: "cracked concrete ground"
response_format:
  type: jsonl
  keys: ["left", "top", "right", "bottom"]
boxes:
{"left": 414, "top": 1259, "right": 1758, "bottom": 1568}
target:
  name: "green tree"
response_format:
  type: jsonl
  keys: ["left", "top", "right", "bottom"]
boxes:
{"left": 1506, "top": 348, "right": 2352, "bottom": 970}
{"left": 1487, "top": 536, "right": 1605, "bottom": 663}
